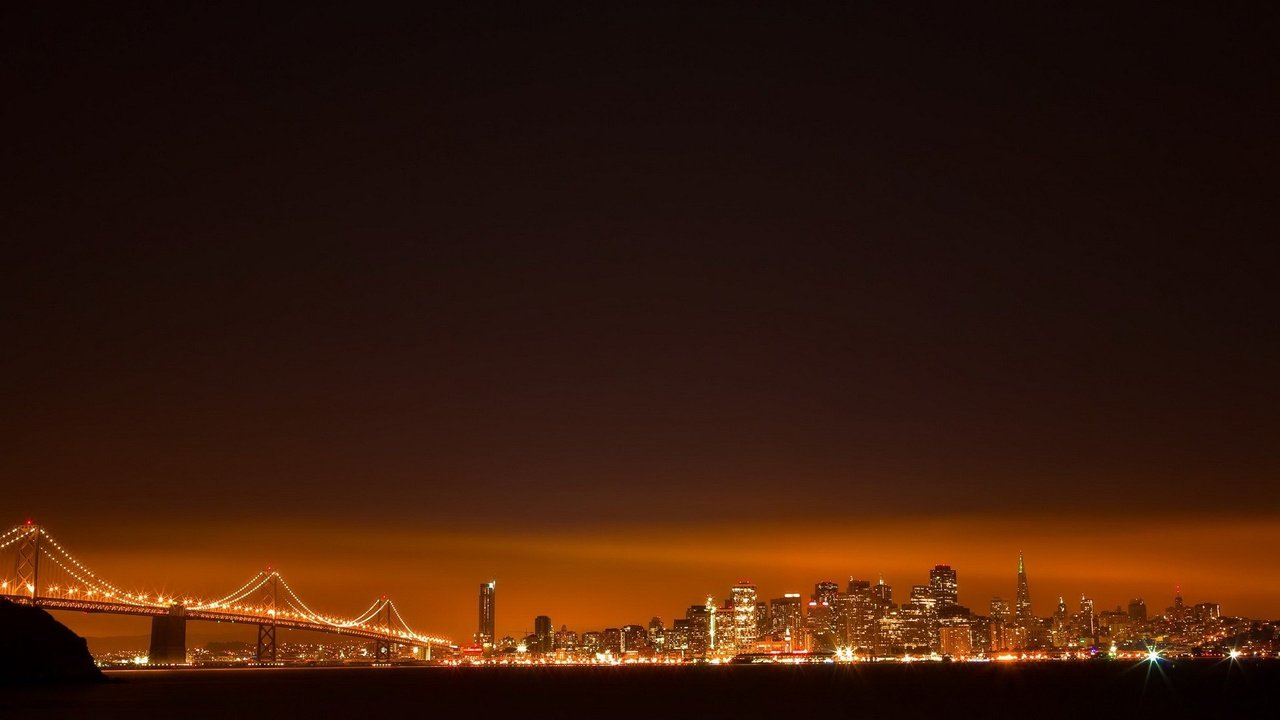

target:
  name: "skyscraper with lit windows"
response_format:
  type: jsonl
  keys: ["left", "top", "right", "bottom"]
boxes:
{"left": 929, "top": 565, "right": 958, "bottom": 608}
{"left": 477, "top": 580, "right": 496, "bottom": 647}
{"left": 730, "top": 581, "right": 759, "bottom": 651}
{"left": 769, "top": 593, "right": 804, "bottom": 650}
{"left": 685, "top": 604, "right": 710, "bottom": 656}
{"left": 1015, "top": 552, "right": 1032, "bottom": 622}
{"left": 871, "top": 575, "right": 893, "bottom": 608}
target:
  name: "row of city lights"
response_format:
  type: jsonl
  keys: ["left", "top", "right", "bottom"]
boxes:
{"left": 1, "top": 523, "right": 454, "bottom": 647}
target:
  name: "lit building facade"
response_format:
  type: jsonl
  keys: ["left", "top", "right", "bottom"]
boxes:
{"left": 685, "top": 604, "right": 710, "bottom": 656}
{"left": 769, "top": 593, "right": 804, "bottom": 649}
{"left": 902, "top": 585, "right": 938, "bottom": 653}
{"left": 929, "top": 565, "right": 958, "bottom": 608}
{"left": 477, "top": 581, "right": 496, "bottom": 647}
{"left": 939, "top": 625, "right": 973, "bottom": 658}
{"left": 730, "top": 582, "right": 760, "bottom": 651}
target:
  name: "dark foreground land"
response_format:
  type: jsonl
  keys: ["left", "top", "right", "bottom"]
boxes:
{"left": 3, "top": 661, "right": 1274, "bottom": 719}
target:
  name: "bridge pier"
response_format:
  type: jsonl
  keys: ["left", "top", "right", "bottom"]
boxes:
{"left": 148, "top": 605, "right": 187, "bottom": 664}
{"left": 256, "top": 572, "right": 278, "bottom": 662}
{"left": 256, "top": 622, "right": 277, "bottom": 662}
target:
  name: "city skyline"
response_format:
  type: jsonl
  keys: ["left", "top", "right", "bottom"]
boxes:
{"left": 473, "top": 554, "right": 1250, "bottom": 652}
{"left": 451, "top": 551, "right": 1258, "bottom": 661}
{"left": 11, "top": 516, "right": 1278, "bottom": 648}
{"left": 6, "top": 0, "right": 1277, "bottom": 675}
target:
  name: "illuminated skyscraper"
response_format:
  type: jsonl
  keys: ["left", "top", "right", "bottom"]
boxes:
{"left": 875, "top": 608, "right": 905, "bottom": 656}
{"left": 1078, "top": 595, "right": 1096, "bottom": 639}
{"left": 731, "top": 581, "right": 760, "bottom": 651}
{"left": 1051, "top": 597, "right": 1069, "bottom": 647}
{"left": 842, "top": 579, "right": 878, "bottom": 653}
{"left": 871, "top": 575, "right": 893, "bottom": 608}
{"left": 929, "top": 565, "right": 958, "bottom": 608}
{"left": 902, "top": 585, "right": 938, "bottom": 652}
{"left": 813, "top": 580, "right": 840, "bottom": 606}
{"left": 685, "top": 604, "right": 710, "bottom": 656}
{"left": 601, "top": 628, "right": 622, "bottom": 654}
{"left": 989, "top": 596, "right": 1010, "bottom": 622}
{"left": 554, "top": 625, "right": 578, "bottom": 651}
{"left": 477, "top": 581, "right": 496, "bottom": 647}
{"left": 667, "top": 619, "right": 691, "bottom": 655}
{"left": 648, "top": 616, "right": 665, "bottom": 652}
{"left": 939, "top": 625, "right": 973, "bottom": 658}
{"left": 806, "top": 600, "right": 836, "bottom": 651}
{"left": 1015, "top": 552, "right": 1032, "bottom": 621}
{"left": 621, "top": 624, "right": 648, "bottom": 653}
{"left": 769, "top": 593, "right": 804, "bottom": 650}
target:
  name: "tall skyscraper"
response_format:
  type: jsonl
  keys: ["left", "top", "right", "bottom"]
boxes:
{"left": 989, "top": 596, "right": 1011, "bottom": 622}
{"left": 730, "top": 581, "right": 760, "bottom": 651}
{"left": 1078, "top": 595, "right": 1096, "bottom": 639}
{"left": 648, "top": 616, "right": 665, "bottom": 652}
{"left": 929, "top": 565, "right": 958, "bottom": 608}
{"left": 902, "top": 585, "right": 938, "bottom": 652}
{"left": 1127, "top": 598, "right": 1147, "bottom": 622}
{"left": 685, "top": 604, "right": 711, "bottom": 656}
{"left": 477, "top": 580, "right": 496, "bottom": 647}
{"left": 769, "top": 593, "right": 804, "bottom": 649}
{"left": 813, "top": 581, "right": 840, "bottom": 606}
{"left": 1169, "top": 587, "right": 1187, "bottom": 619}
{"left": 667, "top": 619, "right": 691, "bottom": 654}
{"left": 842, "top": 579, "right": 878, "bottom": 653}
{"left": 1015, "top": 552, "right": 1032, "bottom": 621}
{"left": 533, "top": 614, "right": 553, "bottom": 653}
{"left": 871, "top": 575, "right": 893, "bottom": 608}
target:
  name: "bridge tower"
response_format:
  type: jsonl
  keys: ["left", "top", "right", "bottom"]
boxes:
{"left": 374, "top": 600, "right": 393, "bottom": 662}
{"left": 149, "top": 604, "right": 188, "bottom": 664}
{"left": 13, "top": 522, "right": 40, "bottom": 603}
{"left": 256, "top": 572, "right": 278, "bottom": 663}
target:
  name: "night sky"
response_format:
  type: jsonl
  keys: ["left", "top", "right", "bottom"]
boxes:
{"left": 5, "top": 4, "right": 1277, "bottom": 642}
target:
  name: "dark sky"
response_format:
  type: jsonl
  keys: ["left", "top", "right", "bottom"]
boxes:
{"left": 4, "top": 3, "right": 1278, "bottom": 636}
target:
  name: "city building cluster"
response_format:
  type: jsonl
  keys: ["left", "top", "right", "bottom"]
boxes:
{"left": 469, "top": 554, "right": 1278, "bottom": 663}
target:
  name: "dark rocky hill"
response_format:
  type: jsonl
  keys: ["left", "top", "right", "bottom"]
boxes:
{"left": 0, "top": 598, "right": 106, "bottom": 684}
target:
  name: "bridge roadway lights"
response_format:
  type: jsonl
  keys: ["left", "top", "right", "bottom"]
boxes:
{"left": 148, "top": 604, "right": 187, "bottom": 665}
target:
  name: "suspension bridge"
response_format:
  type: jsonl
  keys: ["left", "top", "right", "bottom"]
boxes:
{"left": 0, "top": 521, "right": 455, "bottom": 663}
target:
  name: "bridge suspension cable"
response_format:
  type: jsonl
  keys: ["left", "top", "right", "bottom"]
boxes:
{"left": 276, "top": 573, "right": 385, "bottom": 628}
{"left": 189, "top": 571, "right": 272, "bottom": 610}
{"left": 1, "top": 522, "right": 454, "bottom": 648}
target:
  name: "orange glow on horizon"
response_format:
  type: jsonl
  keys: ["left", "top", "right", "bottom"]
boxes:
{"left": 33, "top": 512, "right": 1280, "bottom": 648}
